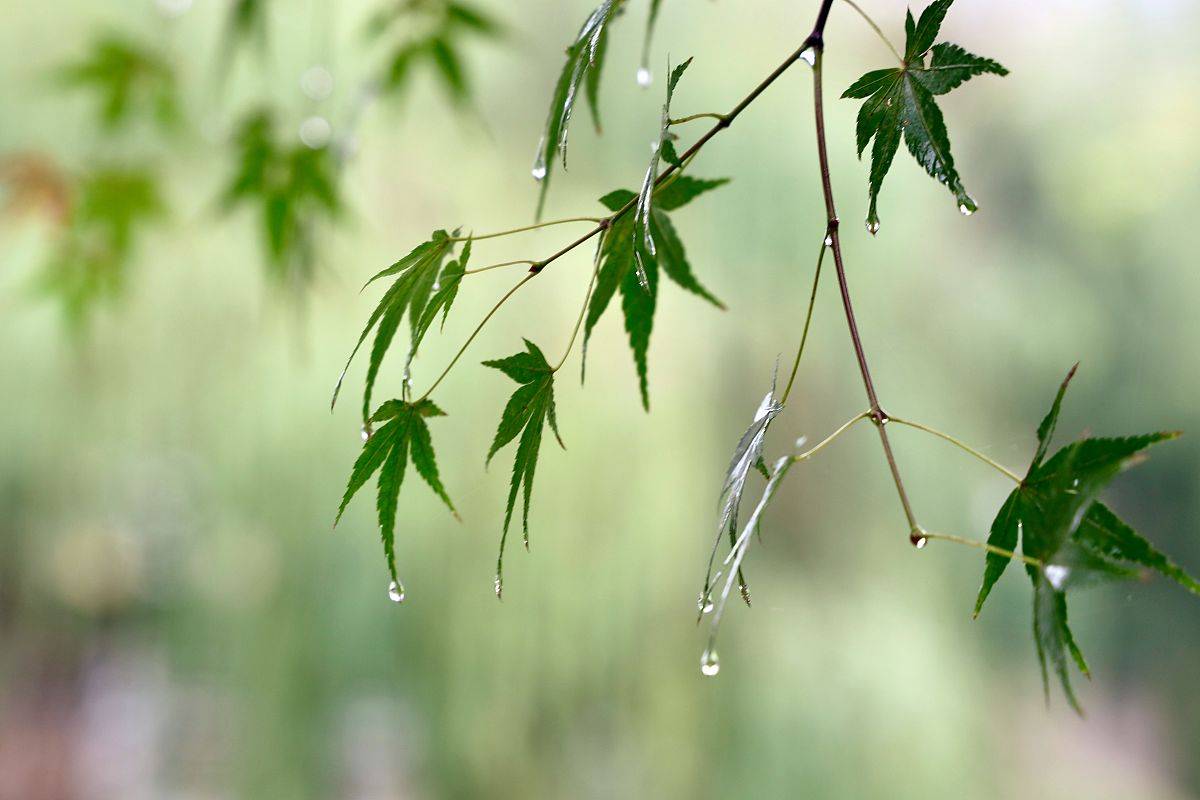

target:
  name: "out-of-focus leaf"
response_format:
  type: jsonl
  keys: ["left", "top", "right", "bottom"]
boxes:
{"left": 483, "top": 339, "right": 565, "bottom": 596}
{"left": 842, "top": 0, "right": 1007, "bottom": 232}
{"left": 583, "top": 176, "right": 724, "bottom": 408}
{"left": 335, "top": 398, "right": 456, "bottom": 584}
{"left": 57, "top": 36, "right": 179, "bottom": 132}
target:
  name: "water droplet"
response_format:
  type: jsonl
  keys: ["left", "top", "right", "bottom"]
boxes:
{"left": 432, "top": 281, "right": 441, "bottom": 292}
{"left": 910, "top": 532, "right": 928, "bottom": 549}
{"left": 823, "top": 234, "right": 834, "bottom": 247}
{"left": 531, "top": 146, "right": 547, "bottom": 181}
{"left": 636, "top": 66, "right": 653, "bottom": 87}
{"left": 866, "top": 219, "right": 880, "bottom": 235}
{"left": 300, "top": 65, "right": 334, "bottom": 101}
{"left": 299, "top": 116, "right": 332, "bottom": 149}
{"left": 700, "top": 647, "right": 720, "bottom": 677}
{"left": 697, "top": 593, "right": 714, "bottom": 614}
{"left": 799, "top": 48, "right": 817, "bottom": 67}
{"left": 958, "top": 203, "right": 975, "bottom": 217}
{"left": 794, "top": 435, "right": 808, "bottom": 449}
{"left": 493, "top": 575, "right": 503, "bottom": 599}
{"left": 387, "top": 580, "right": 405, "bottom": 603}
{"left": 360, "top": 426, "right": 371, "bottom": 442}
{"left": 1045, "top": 564, "right": 1070, "bottom": 590}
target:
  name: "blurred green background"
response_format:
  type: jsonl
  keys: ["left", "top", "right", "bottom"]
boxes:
{"left": 2, "top": 1, "right": 1199, "bottom": 797}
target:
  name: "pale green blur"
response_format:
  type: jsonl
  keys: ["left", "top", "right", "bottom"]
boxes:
{"left": 1, "top": 1, "right": 1199, "bottom": 798}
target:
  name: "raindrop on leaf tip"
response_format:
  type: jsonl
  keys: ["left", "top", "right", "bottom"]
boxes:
{"left": 700, "top": 648, "right": 720, "bottom": 677}
{"left": 636, "top": 66, "right": 652, "bottom": 87}
{"left": 387, "top": 580, "right": 406, "bottom": 603}
{"left": 697, "top": 593, "right": 714, "bottom": 614}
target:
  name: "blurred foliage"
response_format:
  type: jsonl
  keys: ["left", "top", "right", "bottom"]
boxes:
{"left": 57, "top": 34, "right": 179, "bottom": 132}
{"left": 219, "top": 110, "right": 342, "bottom": 285}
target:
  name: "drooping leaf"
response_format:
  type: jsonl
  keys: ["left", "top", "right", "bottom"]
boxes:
{"left": 335, "top": 398, "right": 456, "bottom": 583}
{"left": 532, "top": 0, "right": 621, "bottom": 219}
{"left": 57, "top": 36, "right": 179, "bottom": 132}
{"left": 583, "top": 177, "right": 725, "bottom": 408}
{"left": 483, "top": 339, "right": 565, "bottom": 596}
{"left": 972, "top": 366, "right": 1193, "bottom": 709}
{"left": 639, "top": 0, "right": 665, "bottom": 85}
{"left": 331, "top": 229, "right": 458, "bottom": 423}
{"left": 842, "top": 0, "right": 1007, "bottom": 232}
{"left": 633, "top": 57, "right": 692, "bottom": 289}
{"left": 700, "top": 372, "right": 784, "bottom": 615}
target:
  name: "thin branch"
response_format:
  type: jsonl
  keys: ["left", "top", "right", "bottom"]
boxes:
{"left": 416, "top": 274, "right": 534, "bottom": 401}
{"left": 463, "top": 259, "right": 537, "bottom": 276}
{"left": 839, "top": 0, "right": 904, "bottom": 64}
{"left": 790, "top": 411, "right": 872, "bottom": 464}
{"left": 921, "top": 531, "right": 1043, "bottom": 568}
{"left": 810, "top": 41, "right": 921, "bottom": 539}
{"left": 552, "top": 229, "right": 605, "bottom": 372}
{"left": 889, "top": 416, "right": 1022, "bottom": 483}
{"left": 451, "top": 217, "right": 604, "bottom": 242}
{"left": 668, "top": 112, "right": 726, "bottom": 126}
{"left": 780, "top": 236, "right": 827, "bottom": 405}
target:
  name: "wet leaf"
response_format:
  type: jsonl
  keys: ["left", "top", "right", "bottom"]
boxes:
{"left": 842, "top": 0, "right": 1007, "bottom": 231}
{"left": 335, "top": 398, "right": 456, "bottom": 583}
{"left": 972, "top": 366, "right": 1193, "bottom": 710}
{"left": 532, "top": 0, "right": 621, "bottom": 219}
{"left": 583, "top": 176, "right": 725, "bottom": 408}
{"left": 483, "top": 339, "right": 565, "bottom": 595}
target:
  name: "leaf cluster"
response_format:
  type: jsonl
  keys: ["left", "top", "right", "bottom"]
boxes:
{"left": 842, "top": 0, "right": 1007, "bottom": 232}
{"left": 975, "top": 367, "right": 1197, "bottom": 711}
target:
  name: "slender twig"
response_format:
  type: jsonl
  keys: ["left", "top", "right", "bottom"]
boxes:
{"left": 809, "top": 38, "right": 922, "bottom": 542}
{"left": 451, "top": 217, "right": 604, "bottom": 242}
{"left": 889, "top": 416, "right": 1022, "bottom": 483}
{"left": 780, "top": 237, "right": 827, "bottom": 405}
{"left": 552, "top": 230, "right": 605, "bottom": 372}
{"left": 921, "top": 531, "right": 1043, "bottom": 568}
{"left": 463, "top": 259, "right": 537, "bottom": 275}
{"left": 669, "top": 112, "right": 726, "bottom": 126}
{"left": 839, "top": 0, "right": 904, "bottom": 64}
{"left": 416, "top": 274, "right": 534, "bottom": 401}
{"left": 790, "top": 411, "right": 872, "bottom": 464}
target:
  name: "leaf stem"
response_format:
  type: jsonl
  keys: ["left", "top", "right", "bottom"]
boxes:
{"left": 920, "top": 531, "right": 1043, "bottom": 568}
{"left": 552, "top": 230, "right": 605, "bottom": 372}
{"left": 463, "top": 259, "right": 537, "bottom": 275}
{"left": 416, "top": 274, "right": 534, "bottom": 401}
{"left": 809, "top": 42, "right": 921, "bottom": 541}
{"left": 839, "top": 0, "right": 904, "bottom": 64}
{"left": 780, "top": 237, "right": 827, "bottom": 405}
{"left": 451, "top": 217, "right": 604, "bottom": 242}
{"left": 668, "top": 112, "right": 726, "bottom": 126}
{"left": 888, "top": 416, "right": 1022, "bottom": 483}
{"left": 789, "top": 411, "right": 872, "bottom": 464}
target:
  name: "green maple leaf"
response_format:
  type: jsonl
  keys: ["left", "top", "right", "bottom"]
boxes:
{"left": 331, "top": 229, "right": 462, "bottom": 424}
{"left": 482, "top": 339, "right": 565, "bottom": 596}
{"left": 583, "top": 175, "right": 726, "bottom": 409}
{"left": 841, "top": 0, "right": 1007, "bottom": 233}
{"left": 974, "top": 365, "right": 1196, "bottom": 712}
{"left": 335, "top": 398, "right": 457, "bottom": 585}
{"left": 57, "top": 36, "right": 179, "bottom": 132}
{"left": 531, "top": 0, "right": 623, "bottom": 219}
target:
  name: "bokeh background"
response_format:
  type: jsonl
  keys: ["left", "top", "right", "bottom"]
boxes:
{"left": 2, "top": 0, "right": 1199, "bottom": 797}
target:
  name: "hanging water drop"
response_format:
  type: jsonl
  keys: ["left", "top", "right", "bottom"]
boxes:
{"left": 700, "top": 647, "right": 720, "bottom": 677}
{"left": 958, "top": 203, "right": 975, "bottom": 217}
{"left": 1044, "top": 564, "right": 1070, "bottom": 590}
{"left": 531, "top": 144, "right": 548, "bottom": 181}
{"left": 387, "top": 580, "right": 406, "bottom": 603}
{"left": 493, "top": 575, "right": 503, "bottom": 599}
{"left": 636, "top": 66, "right": 652, "bottom": 87}
{"left": 823, "top": 234, "right": 834, "bottom": 247}
{"left": 697, "top": 593, "right": 714, "bottom": 614}
{"left": 360, "top": 426, "right": 371, "bottom": 442}
{"left": 432, "top": 281, "right": 441, "bottom": 292}
{"left": 866, "top": 219, "right": 881, "bottom": 235}
{"left": 910, "top": 531, "right": 928, "bottom": 549}
{"left": 800, "top": 48, "right": 816, "bottom": 67}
